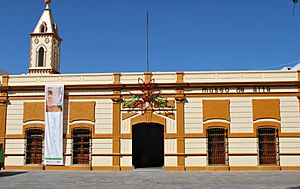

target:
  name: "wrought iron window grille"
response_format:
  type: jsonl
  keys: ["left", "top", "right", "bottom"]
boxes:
{"left": 206, "top": 127, "right": 228, "bottom": 166}
{"left": 257, "top": 127, "right": 279, "bottom": 166}
{"left": 25, "top": 129, "right": 44, "bottom": 165}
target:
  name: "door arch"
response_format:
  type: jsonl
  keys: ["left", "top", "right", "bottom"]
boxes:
{"left": 132, "top": 123, "right": 164, "bottom": 168}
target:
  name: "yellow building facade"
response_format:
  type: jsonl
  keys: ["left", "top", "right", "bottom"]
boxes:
{"left": 0, "top": 1, "right": 300, "bottom": 171}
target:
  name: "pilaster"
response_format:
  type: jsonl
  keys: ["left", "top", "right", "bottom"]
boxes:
{"left": 0, "top": 75, "right": 8, "bottom": 143}
{"left": 111, "top": 90, "right": 121, "bottom": 170}
{"left": 298, "top": 71, "right": 300, "bottom": 116}
{"left": 144, "top": 72, "right": 152, "bottom": 83}
{"left": 0, "top": 75, "right": 8, "bottom": 169}
{"left": 176, "top": 73, "right": 185, "bottom": 170}
{"left": 0, "top": 100, "right": 7, "bottom": 144}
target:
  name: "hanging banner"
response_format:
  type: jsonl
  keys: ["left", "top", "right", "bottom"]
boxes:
{"left": 44, "top": 84, "right": 64, "bottom": 165}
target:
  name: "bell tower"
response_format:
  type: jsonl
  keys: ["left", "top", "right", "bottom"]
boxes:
{"left": 29, "top": 0, "right": 62, "bottom": 74}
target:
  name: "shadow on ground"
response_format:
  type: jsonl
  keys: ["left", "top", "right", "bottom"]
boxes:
{"left": 0, "top": 171, "right": 27, "bottom": 177}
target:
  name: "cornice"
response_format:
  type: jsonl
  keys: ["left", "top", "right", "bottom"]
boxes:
{"left": 28, "top": 68, "right": 60, "bottom": 74}
{"left": 30, "top": 33, "right": 62, "bottom": 42}
{"left": 5, "top": 81, "right": 300, "bottom": 91}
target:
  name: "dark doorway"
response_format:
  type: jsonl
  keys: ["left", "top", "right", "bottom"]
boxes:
{"left": 132, "top": 123, "right": 164, "bottom": 168}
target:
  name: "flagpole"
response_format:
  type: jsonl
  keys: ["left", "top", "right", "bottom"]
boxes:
{"left": 146, "top": 11, "right": 150, "bottom": 72}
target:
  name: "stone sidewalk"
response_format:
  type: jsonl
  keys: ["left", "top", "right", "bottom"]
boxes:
{"left": 0, "top": 170, "right": 300, "bottom": 189}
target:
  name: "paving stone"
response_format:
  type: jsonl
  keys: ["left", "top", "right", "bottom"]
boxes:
{"left": 0, "top": 170, "right": 300, "bottom": 189}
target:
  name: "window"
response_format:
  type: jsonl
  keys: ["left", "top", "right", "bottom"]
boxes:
{"left": 53, "top": 23, "right": 58, "bottom": 32}
{"left": 40, "top": 22, "right": 47, "bottom": 33}
{"left": 54, "top": 47, "right": 58, "bottom": 69}
{"left": 72, "top": 129, "right": 91, "bottom": 165}
{"left": 40, "top": 25, "right": 45, "bottom": 33}
{"left": 38, "top": 47, "right": 45, "bottom": 67}
{"left": 258, "top": 128, "right": 278, "bottom": 165}
{"left": 207, "top": 127, "right": 227, "bottom": 165}
{"left": 26, "top": 129, "right": 43, "bottom": 164}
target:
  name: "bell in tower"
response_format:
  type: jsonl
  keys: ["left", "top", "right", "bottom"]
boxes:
{"left": 28, "top": 0, "right": 62, "bottom": 74}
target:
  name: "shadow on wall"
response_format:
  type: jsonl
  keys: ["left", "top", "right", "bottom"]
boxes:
{"left": 0, "top": 172, "right": 28, "bottom": 177}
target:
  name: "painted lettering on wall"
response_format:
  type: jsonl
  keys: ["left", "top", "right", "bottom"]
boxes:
{"left": 202, "top": 87, "right": 271, "bottom": 94}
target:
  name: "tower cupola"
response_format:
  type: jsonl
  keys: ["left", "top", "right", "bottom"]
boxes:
{"left": 29, "top": 0, "right": 62, "bottom": 74}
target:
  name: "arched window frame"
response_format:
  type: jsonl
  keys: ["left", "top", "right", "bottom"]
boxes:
{"left": 71, "top": 127, "right": 92, "bottom": 165}
{"left": 25, "top": 128, "right": 44, "bottom": 165}
{"left": 54, "top": 46, "right": 59, "bottom": 70}
{"left": 36, "top": 46, "right": 46, "bottom": 67}
{"left": 40, "top": 22, "right": 47, "bottom": 33}
{"left": 206, "top": 126, "right": 228, "bottom": 166}
{"left": 57, "top": 47, "right": 60, "bottom": 69}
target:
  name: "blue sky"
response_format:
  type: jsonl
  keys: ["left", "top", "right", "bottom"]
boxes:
{"left": 0, "top": 0, "right": 300, "bottom": 74}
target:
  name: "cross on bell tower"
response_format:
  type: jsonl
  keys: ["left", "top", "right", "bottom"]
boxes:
{"left": 28, "top": 0, "right": 62, "bottom": 74}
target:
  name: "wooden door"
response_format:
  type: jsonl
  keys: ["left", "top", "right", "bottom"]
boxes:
{"left": 26, "top": 129, "right": 43, "bottom": 164}
{"left": 258, "top": 128, "right": 277, "bottom": 165}
{"left": 73, "top": 129, "right": 90, "bottom": 164}
{"left": 207, "top": 128, "right": 226, "bottom": 165}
